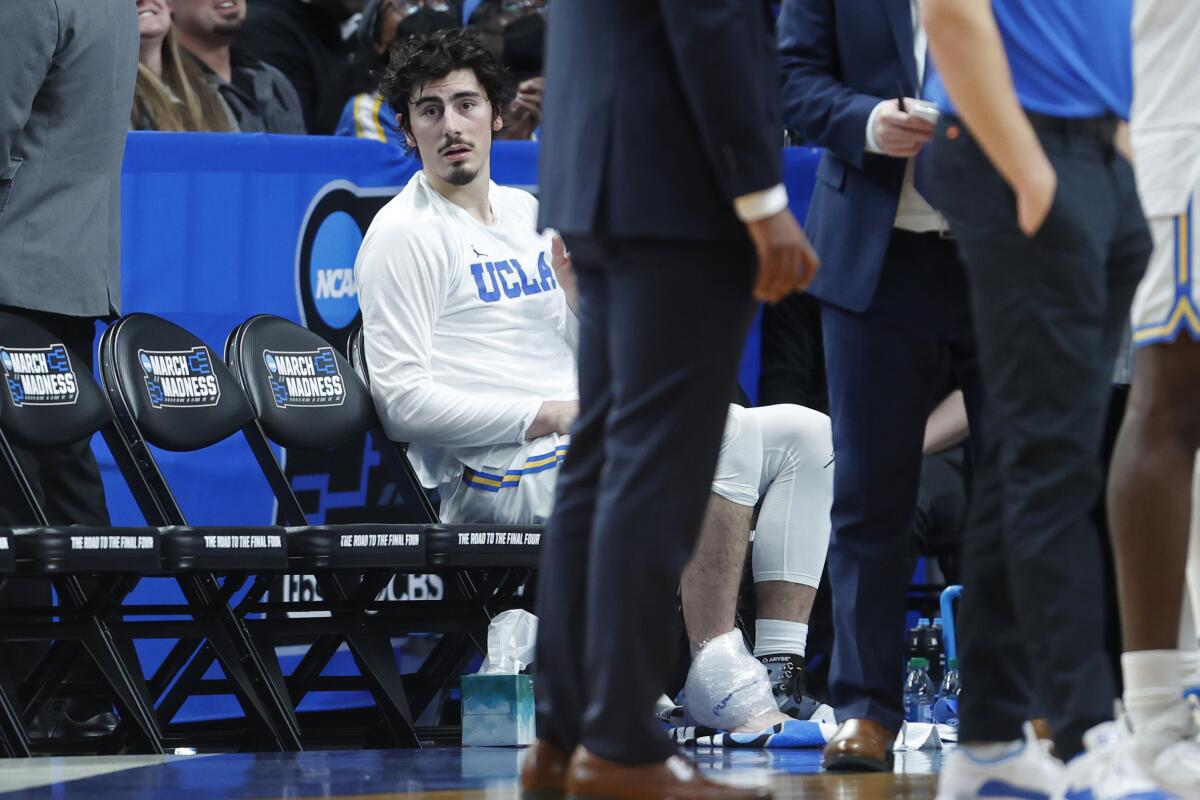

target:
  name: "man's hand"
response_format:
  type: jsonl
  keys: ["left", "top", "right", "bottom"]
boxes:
{"left": 526, "top": 399, "right": 578, "bottom": 440}
{"left": 550, "top": 233, "right": 578, "bottom": 312}
{"left": 871, "top": 99, "right": 935, "bottom": 158}
{"left": 1014, "top": 155, "right": 1057, "bottom": 237}
{"left": 745, "top": 209, "right": 820, "bottom": 303}
{"left": 501, "top": 77, "right": 544, "bottom": 141}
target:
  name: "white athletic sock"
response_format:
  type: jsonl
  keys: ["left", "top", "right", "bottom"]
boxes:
{"left": 753, "top": 619, "right": 808, "bottom": 658}
{"left": 1179, "top": 592, "right": 1200, "bottom": 689}
{"left": 1124, "top": 650, "right": 1185, "bottom": 733}
{"left": 1181, "top": 650, "right": 1200, "bottom": 690}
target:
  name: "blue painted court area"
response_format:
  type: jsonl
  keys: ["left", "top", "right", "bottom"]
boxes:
{"left": 0, "top": 747, "right": 940, "bottom": 798}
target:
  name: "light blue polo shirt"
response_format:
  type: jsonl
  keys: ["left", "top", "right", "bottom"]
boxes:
{"left": 925, "top": 0, "right": 1133, "bottom": 120}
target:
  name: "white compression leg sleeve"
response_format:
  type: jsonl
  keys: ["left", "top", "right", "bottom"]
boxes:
{"left": 747, "top": 404, "right": 834, "bottom": 587}
{"left": 711, "top": 404, "right": 764, "bottom": 508}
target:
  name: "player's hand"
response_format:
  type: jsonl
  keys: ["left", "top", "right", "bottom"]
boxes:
{"left": 526, "top": 400, "right": 578, "bottom": 440}
{"left": 1013, "top": 156, "right": 1057, "bottom": 237}
{"left": 549, "top": 233, "right": 578, "bottom": 312}
{"left": 872, "top": 99, "right": 935, "bottom": 158}
{"left": 745, "top": 209, "right": 820, "bottom": 303}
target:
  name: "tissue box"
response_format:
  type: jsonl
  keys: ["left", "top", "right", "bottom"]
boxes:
{"left": 461, "top": 674, "right": 535, "bottom": 746}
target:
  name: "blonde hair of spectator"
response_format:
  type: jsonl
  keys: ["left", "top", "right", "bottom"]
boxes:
{"left": 132, "top": 28, "right": 235, "bottom": 132}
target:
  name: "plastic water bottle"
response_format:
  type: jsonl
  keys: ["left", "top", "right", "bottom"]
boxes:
{"left": 906, "top": 619, "right": 929, "bottom": 663}
{"left": 903, "top": 657, "right": 936, "bottom": 723}
{"left": 927, "top": 618, "right": 945, "bottom": 685}
{"left": 940, "top": 658, "right": 961, "bottom": 700}
{"left": 933, "top": 657, "right": 961, "bottom": 726}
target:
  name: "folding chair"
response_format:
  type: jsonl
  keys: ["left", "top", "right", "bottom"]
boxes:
{"left": 96, "top": 313, "right": 304, "bottom": 752}
{"left": 0, "top": 508, "right": 23, "bottom": 756}
{"left": 0, "top": 312, "right": 166, "bottom": 755}
{"left": 346, "top": 322, "right": 541, "bottom": 721}
{"left": 220, "top": 314, "right": 482, "bottom": 747}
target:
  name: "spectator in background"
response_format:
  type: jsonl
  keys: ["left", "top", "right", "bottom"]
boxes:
{"left": 465, "top": 0, "right": 544, "bottom": 140}
{"left": 335, "top": 0, "right": 460, "bottom": 145}
{"left": 134, "top": 0, "right": 234, "bottom": 131}
{"left": 235, "top": 0, "right": 364, "bottom": 134}
{"left": 170, "top": 0, "right": 306, "bottom": 133}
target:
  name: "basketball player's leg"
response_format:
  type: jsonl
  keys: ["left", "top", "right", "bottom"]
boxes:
{"left": 1108, "top": 204, "right": 1200, "bottom": 786}
{"left": 681, "top": 405, "right": 762, "bottom": 651}
{"left": 745, "top": 404, "right": 833, "bottom": 716}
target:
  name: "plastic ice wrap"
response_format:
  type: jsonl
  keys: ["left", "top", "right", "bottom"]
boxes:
{"left": 478, "top": 609, "right": 538, "bottom": 674}
{"left": 683, "top": 630, "right": 777, "bottom": 729}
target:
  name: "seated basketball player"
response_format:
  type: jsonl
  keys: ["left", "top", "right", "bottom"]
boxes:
{"left": 354, "top": 29, "right": 834, "bottom": 730}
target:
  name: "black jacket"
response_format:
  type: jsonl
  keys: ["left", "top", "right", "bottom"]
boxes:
{"left": 537, "top": 0, "right": 783, "bottom": 241}
{"left": 234, "top": 0, "right": 357, "bottom": 134}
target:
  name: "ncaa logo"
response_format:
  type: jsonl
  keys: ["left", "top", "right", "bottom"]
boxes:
{"left": 296, "top": 181, "right": 398, "bottom": 337}
{"left": 309, "top": 211, "right": 362, "bottom": 330}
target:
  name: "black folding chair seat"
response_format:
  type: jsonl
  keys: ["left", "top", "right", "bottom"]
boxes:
{"left": 11, "top": 527, "right": 162, "bottom": 573}
{"left": 283, "top": 524, "right": 426, "bottom": 570}
{"left": 158, "top": 526, "right": 289, "bottom": 572}
{"left": 425, "top": 524, "right": 541, "bottom": 568}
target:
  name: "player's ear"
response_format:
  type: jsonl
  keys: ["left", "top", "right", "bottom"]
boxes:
{"left": 492, "top": 114, "right": 504, "bottom": 133}
{"left": 399, "top": 119, "right": 417, "bottom": 150}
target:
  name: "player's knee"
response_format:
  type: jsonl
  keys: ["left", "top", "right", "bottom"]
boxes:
{"left": 769, "top": 403, "right": 833, "bottom": 473}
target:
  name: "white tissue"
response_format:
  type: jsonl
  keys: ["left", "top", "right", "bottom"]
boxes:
{"left": 683, "top": 630, "right": 778, "bottom": 729}
{"left": 478, "top": 609, "right": 538, "bottom": 674}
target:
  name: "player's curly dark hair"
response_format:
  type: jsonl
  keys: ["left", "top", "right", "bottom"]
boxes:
{"left": 378, "top": 28, "right": 515, "bottom": 157}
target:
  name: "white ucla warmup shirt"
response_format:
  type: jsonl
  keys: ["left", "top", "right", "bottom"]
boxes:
{"left": 355, "top": 171, "right": 578, "bottom": 490}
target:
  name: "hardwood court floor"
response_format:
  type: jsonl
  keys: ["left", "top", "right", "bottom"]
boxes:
{"left": 0, "top": 747, "right": 940, "bottom": 799}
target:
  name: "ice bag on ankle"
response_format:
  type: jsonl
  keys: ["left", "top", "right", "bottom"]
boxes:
{"left": 684, "top": 630, "right": 777, "bottom": 729}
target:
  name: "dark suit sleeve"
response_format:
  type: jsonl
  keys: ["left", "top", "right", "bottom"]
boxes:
{"left": 778, "top": 0, "right": 881, "bottom": 168}
{"left": 0, "top": 0, "right": 56, "bottom": 174}
{"left": 657, "top": 0, "right": 784, "bottom": 203}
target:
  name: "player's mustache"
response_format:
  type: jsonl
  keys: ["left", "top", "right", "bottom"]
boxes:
{"left": 439, "top": 138, "right": 473, "bottom": 154}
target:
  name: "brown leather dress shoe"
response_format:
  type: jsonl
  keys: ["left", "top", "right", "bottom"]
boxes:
{"left": 821, "top": 718, "right": 896, "bottom": 772}
{"left": 564, "top": 746, "right": 773, "bottom": 800}
{"left": 521, "top": 739, "right": 571, "bottom": 800}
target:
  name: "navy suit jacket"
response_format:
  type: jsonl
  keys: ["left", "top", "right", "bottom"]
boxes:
{"left": 779, "top": 0, "right": 920, "bottom": 312}
{"left": 538, "top": 0, "right": 782, "bottom": 242}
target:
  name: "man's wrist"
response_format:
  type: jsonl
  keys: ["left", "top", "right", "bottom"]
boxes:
{"left": 865, "top": 101, "right": 887, "bottom": 154}
{"left": 734, "top": 184, "right": 789, "bottom": 223}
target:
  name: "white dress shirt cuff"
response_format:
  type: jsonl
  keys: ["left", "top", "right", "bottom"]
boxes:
{"left": 733, "top": 184, "right": 789, "bottom": 223}
{"left": 865, "top": 101, "right": 888, "bottom": 154}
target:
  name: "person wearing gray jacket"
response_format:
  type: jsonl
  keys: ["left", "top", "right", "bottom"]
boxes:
{"left": 0, "top": 0, "right": 138, "bottom": 736}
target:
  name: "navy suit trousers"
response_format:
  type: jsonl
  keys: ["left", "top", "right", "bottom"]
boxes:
{"left": 533, "top": 235, "right": 756, "bottom": 764}
{"left": 822, "top": 231, "right": 982, "bottom": 733}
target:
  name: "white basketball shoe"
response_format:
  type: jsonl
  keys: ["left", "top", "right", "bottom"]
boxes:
{"left": 1057, "top": 713, "right": 1187, "bottom": 800}
{"left": 936, "top": 723, "right": 1065, "bottom": 800}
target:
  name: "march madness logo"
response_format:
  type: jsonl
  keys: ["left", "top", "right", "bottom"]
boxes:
{"left": 0, "top": 345, "right": 79, "bottom": 406}
{"left": 138, "top": 347, "right": 221, "bottom": 409}
{"left": 263, "top": 347, "right": 346, "bottom": 408}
